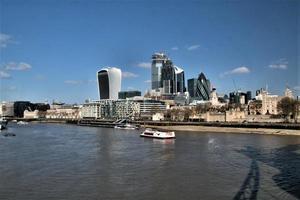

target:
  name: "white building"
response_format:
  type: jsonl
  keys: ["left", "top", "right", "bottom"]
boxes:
{"left": 81, "top": 99, "right": 139, "bottom": 119}
{"left": 284, "top": 87, "right": 294, "bottom": 99}
{"left": 0, "top": 102, "right": 14, "bottom": 117}
{"left": 46, "top": 107, "right": 80, "bottom": 119}
{"left": 256, "top": 90, "right": 280, "bottom": 115}
{"left": 81, "top": 98, "right": 166, "bottom": 120}
{"left": 97, "top": 67, "right": 121, "bottom": 100}
{"left": 24, "top": 110, "right": 46, "bottom": 119}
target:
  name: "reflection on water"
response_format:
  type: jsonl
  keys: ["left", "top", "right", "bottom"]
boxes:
{"left": 233, "top": 159, "right": 260, "bottom": 200}
{"left": 237, "top": 144, "right": 300, "bottom": 200}
{"left": 0, "top": 123, "right": 299, "bottom": 200}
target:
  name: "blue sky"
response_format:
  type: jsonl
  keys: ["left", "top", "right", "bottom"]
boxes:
{"left": 0, "top": 0, "right": 299, "bottom": 103}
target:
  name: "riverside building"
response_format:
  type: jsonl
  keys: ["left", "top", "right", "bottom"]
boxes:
{"left": 81, "top": 98, "right": 166, "bottom": 120}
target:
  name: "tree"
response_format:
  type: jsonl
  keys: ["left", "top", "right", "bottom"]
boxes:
{"left": 195, "top": 103, "right": 210, "bottom": 114}
{"left": 183, "top": 108, "right": 192, "bottom": 121}
{"left": 277, "top": 97, "right": 299, "bottom": 121}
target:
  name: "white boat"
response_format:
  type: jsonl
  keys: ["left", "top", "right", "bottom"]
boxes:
{"left": 17, "top": 121, "right": 28, "bottom": 125}
{"left": 140, "top": 128, "right": 175, "bottom": 139}
{"left": 114, "top": 124, "right": 139, "bottom": 130}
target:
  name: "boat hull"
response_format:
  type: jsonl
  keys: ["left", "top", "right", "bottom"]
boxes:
{"left": 140, "top": 134, "right": 175, "bottom": 139}
{"left": 140, "top": 129, "right": 175, "bottom": 139}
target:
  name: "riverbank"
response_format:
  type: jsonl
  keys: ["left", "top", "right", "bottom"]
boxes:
{"left": 144, "top": 125, "right": 300, "bottom": 136}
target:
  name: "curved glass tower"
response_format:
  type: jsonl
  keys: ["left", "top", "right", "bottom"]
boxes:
{"left": 196, "top": 73, "right": 211, "bottom": 100}
{"left": 97, "top": 67, "right": 121, "bottom": 100}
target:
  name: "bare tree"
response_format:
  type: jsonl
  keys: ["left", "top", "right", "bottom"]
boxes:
{"left": 277, "top": 97, "right": 299, "bottom": 121}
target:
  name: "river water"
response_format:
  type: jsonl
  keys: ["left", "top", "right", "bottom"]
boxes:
{"left": 0, "top": 123, "right": 299, "bottom": 200}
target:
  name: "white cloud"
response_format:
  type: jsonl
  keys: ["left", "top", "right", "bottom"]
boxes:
{"left": 187, "top": 44, "right": 200, "bottom": 51}
{"left": 137, "top": 62, "right": 151, "bottom": 69}
{"left": 268, "top": 59, "right": 288, "bottom": 70}
{"left": 144, "top": 80, "right": 151, "bottom": 83}
{"left": 64, "top": 80, "right": 83, "bottom": 85}
{"left": 171, "top": 46, "right": 179, "bottom": 51}
{"left": 0, "top": 33, "right": 13, "bottom": 48}
{"left": 230, "top": 66, "right": 250, "bottom": 74}
{"left": 221, "top": 66, "right": 250, "bottom": 77}
{"left": 0, "top": 71, "right": 11, "bottom": 79}
{"left": 5, "top": 62, "right": 32, "bottom": 71}
{"left": 122, "top": 71, "right": 139, "bottom": 78}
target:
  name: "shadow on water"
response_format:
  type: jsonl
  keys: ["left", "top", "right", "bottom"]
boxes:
{"left": 236, "top": 144, "right": 300, "bottom": 199}
{"left": 233, "top": 159, "right": 260, "bottom": 200}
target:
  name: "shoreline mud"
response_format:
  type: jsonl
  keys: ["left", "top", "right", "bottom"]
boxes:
{"left": 144, "top": 125, "right": 300, "bottom": 136}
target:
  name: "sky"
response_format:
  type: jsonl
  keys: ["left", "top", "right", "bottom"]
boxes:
{"left": 0, "top": 0, "right": 299, "bottom": 103}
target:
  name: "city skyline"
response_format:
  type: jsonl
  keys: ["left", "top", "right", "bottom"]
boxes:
{"left": 0, "top": 0, "right": 299, "bottom": 103}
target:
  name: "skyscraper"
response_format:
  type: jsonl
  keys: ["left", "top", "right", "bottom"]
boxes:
{"left": 174, "top": 66, "right": 185, "bottom": 93}
{"left": 97, "top": 67, "right": 121, "bottom": 100}
{"left": 161, "top": 60, "right": 186, "bottom": 94}
{"left": 188, "top": 78, "right": 198, "bottom": 98}
{"left": 196, "top": 73, "right": 211, "bottom": 100}
{"left": 161, "top": 60, "right": 175, "bottom": 94}
{"left": 151, "top": 53, "right": 168, "bottom": 90}
{"left": 188, "top": 72, "right": 211, "bottom": 101}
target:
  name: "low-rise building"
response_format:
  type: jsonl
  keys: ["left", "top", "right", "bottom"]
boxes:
{"left": 0, "top": 102, "right": 14, "bottom": 117}
{"left": 46, "top": 107, "right": 80, "bottom": 119}
{"left": 24, "top": 110, "right": 46, "bottom": 119}
{"left": 81, "top": 98, "right": 166, "bottom": 120}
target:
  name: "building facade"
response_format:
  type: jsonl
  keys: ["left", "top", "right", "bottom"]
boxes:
{"left": 161, "top": 60, "right": 176, "bottom": 94}
{"left": 256, "top": 89, "right": 280, "bottom": 115}
{"left": 81, "top": 99, "right": 166, "bottom": 120}
{"left": 151, "top": 53, "right": 168, "bottom": 90}
{"left": 174, "top": 66, "right": 185, "bottom": 94}
{"left": 97, "top": 67, "right": 121, "bottom": 100}
{"left": 195, "top": 73, "right": 211, "bottom": 101}
{"left": 188, "top": 78, "right": 197, "bottom": 98}
{"left": 188, "top": 73, "right": 211, "bottom": 101}
{"left": 0, "top": 102, "right": 14, "bottom": 117}
{"left": 118, "top": 90, "right": 141, "bottom": 99}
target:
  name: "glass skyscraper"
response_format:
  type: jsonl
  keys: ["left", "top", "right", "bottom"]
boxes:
{"left": 151, "top": 53, "right": 168, "bottom": 91}
{"left": 188, "top": 72, "right": 211, "bottom": 101}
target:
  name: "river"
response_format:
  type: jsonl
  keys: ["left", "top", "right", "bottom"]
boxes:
{"left": 0, "top": 123, "right": 299, "bottom": 200}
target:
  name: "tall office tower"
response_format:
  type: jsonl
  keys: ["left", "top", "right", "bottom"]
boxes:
{"left": 151, "top": 52, "right": 168, "bottom": 90}
{"left": 188, "top": 78, "right": 198, "bottom": 97}
{"left": 195, "top": 72, "right": 211, "bottom": 100}
{"left": 246, "top": 91, "right": 252, "bottom": 103}
{"left": 97, "top": 67, "right": 121, "bottom": 100}
{"left": 174, "top": 66, "right": 185, "bottom": 93}
{"left": 161, "top": 60, "right": 175, "bottom": 94}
